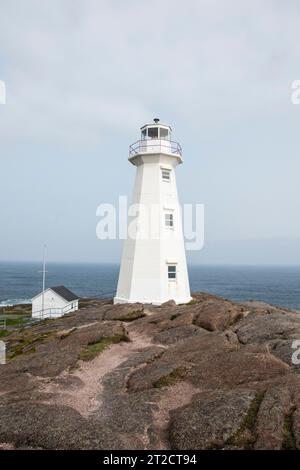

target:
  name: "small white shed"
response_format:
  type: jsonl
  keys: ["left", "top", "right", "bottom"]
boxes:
{"left": 32, "top": 286, "right": 79, "bottom": 319}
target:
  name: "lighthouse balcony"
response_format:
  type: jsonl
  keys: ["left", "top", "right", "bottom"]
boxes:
{"left": 129, "top": 139, "right": 182, "bottom": 158}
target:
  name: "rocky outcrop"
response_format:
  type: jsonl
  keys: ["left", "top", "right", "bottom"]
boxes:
{"left": 0, "top": 293, "right": 300, "bottom": 450}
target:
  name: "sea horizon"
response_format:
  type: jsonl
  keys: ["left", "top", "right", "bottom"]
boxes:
{"left": 1, "top": 261, "right": 300, "bottom": 312}
{"left": 2, "top": 260, "right": 300, "bottom": 266}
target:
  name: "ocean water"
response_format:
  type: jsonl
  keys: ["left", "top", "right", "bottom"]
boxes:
{"left": 0, "top": 262, "right": 300, "bottom": 312}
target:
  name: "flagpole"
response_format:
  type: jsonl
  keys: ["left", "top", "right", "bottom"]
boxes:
{"left": 41, "top": 244, "right": 46, "bottom": 318}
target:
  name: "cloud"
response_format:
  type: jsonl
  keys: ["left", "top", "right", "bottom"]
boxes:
{"left": 1, "top": 0, "right": 300, "bottom": 146}
{"left": 1, "top": 0, "right": 300, "bottom": 263}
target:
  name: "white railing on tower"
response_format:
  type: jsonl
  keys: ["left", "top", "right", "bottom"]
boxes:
{"left": 129, "top": 139, "right": 182, "bottom": 157}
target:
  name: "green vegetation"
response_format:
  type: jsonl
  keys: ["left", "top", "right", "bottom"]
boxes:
{"left": 3, "top": 317, "right": 30, "bottom": 327}
{"left": 0, "top": 330, "right": 9, "bottom": 338}
{"left": 9, "top": 343, "right": 36, "bottom": 360}
{"left": 0, "top": 303, "right": 31, "bottom": 333}
{"left": 8, "top": 331, "right": 53, "bottom": 360}
{"left": 187, "top": 299, "right": 200, "bottom": 305}
{"left": 79, "top": 335, "right": 129, "bottom": 362}
{"left": 226, "top": 391, "right": 265, "bottom": 449}
{"left": 154, "top": 366, "right": 190, "bottom": 388}
{"left": 243, "top": 391, "right": 265, "bottom": 433}
{"left": 282, "top": 407, "right": 297, "bottom": 450}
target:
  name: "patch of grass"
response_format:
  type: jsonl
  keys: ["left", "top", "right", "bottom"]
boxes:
{"left": 4, "top": 316, "right": 30, "bottom": 327}
{"left": 115, "top": 310, "right": 145, "bottom": 322}
{"left": 243, "top": 391, "right": 265, "bottom": 432}
{"left": 9, "top": 344, "right": 36, "bottom": 360}
{"left": 79, "top": 335, "right": 129, "bottom": 361}
{"left": 8, "top": 331, "right": 53, "bottom": 360}
{"left": 226, "top": 391, "right": 265, "bottom": 449}
{"left": 0, "top": 315, "right": 31, "bottom": 333}
{"left": 187, "top": 299, "right": 199, "bottom": 305}
{"left": 0, "top": 330, "right": 10, "bottom": 338}
{"left": 154, "top": 366, "right": 190, "bottom": 388}
{"left": 282, "top": 407, "right": 297, "bottom": 450}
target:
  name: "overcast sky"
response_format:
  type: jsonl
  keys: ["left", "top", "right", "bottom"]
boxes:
{"left": 0, "top": 0, "right": 300, "bottom": 265}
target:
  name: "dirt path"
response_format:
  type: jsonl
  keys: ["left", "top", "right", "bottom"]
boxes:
{"left": 40, "top": 327, "right": 156, "bottom": 417}
{"left": 37, "top": 324, "right": 197, "bottom": 450}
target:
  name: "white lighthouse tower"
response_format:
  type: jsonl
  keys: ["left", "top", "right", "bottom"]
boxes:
{"left": 114, "top": 119, "right": 192, "bottom": 305}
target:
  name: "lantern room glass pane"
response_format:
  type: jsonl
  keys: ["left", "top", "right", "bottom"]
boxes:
{"left": 148, "top": 127, "right": 158, "bottom": 139}
{"left": 160, "top": 128, "right": 169, "bottom": 140}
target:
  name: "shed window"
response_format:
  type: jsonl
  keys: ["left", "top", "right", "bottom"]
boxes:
{"left": 168, "top": 265, "right": 177, "bottom": 280}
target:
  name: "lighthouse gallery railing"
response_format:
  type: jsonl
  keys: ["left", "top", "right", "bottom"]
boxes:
{"left": 129, "top": 139, "right": 182, "bottom": 157}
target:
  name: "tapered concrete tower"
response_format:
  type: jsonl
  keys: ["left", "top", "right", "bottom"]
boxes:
{"left": 114, "top": 119, "right": 191, "bottom": 305}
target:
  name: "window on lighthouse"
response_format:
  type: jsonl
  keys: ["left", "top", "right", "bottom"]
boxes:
{"left": 168, "top": 265, "right": 177, "bottom": 280}
{"left": 162, "top": 169, "right": 171, "bottom": 182}
{"left": 165, "top": 213, "right": 174, "bottom": 228}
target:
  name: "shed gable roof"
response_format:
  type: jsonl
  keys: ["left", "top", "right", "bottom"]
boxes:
{"left": 50, "top": 286, "right": 79, "bottom": 302}
{"left": 31, "top": 286, "right": 79, "bottom": 302}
